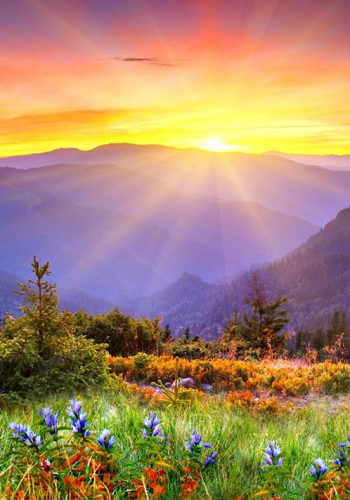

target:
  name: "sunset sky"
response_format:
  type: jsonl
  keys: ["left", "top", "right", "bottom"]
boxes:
{"left": 1, "top": 0, "right": 350, "bottom": 156}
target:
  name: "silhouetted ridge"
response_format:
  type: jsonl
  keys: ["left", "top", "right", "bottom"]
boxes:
{"left": 137, "top": 206, "right": 350, "bottom": 337}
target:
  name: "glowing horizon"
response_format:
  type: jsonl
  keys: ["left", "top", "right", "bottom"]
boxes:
{"left": 1, "top": 0, "right": 350, "bottom": 157}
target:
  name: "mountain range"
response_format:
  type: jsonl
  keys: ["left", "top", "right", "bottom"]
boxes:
{"left": 2, "top": 144, "right": 350, "bottom": 225}
{"left": 268, "top": 151, "right": 350, "bottom": 171}
{"left": 0, "top": 144, "right": 329, "bottom": 302}
{"left": 135, "top": 206, "right": 350, "bottom": 337}
{"left": 1, "top": 143, "right": 350, "bottom": 331}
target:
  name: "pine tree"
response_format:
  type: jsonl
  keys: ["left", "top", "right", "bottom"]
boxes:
{"left": 310, "top": 326, "right": 326, "bottom": 353}
{"left": 152, "top": 317, "right": 162, "bottom": 356}
{"left": 161, "top": 324, "right": 173, "bottom": 343}
{"left": 16, "top": 256, "right": 61, "bottom": 356}
{"left": 0, "top": 258, "right": 110, "bottom": 394}
{"left": 294, "top": 329, "right": 306, "bottom": 355}
{"left": 223, "top": 272, "right": 289, "bottom": 357}
{"left": 183, "top": 327, "right": 191, "bottom": 341}
{"left": 327, "top": 311, "right": 348, "bottom": 346}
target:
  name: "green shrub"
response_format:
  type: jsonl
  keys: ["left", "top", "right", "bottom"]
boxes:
{"left": 0, "top": 258, "right": 111, "bottom": 396}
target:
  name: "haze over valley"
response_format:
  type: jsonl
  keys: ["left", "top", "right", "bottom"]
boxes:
{"left": 1, "top": 143, "right": 350, "bottom": 335}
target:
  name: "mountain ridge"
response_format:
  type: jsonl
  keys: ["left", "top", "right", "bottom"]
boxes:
{"left": 134, "top": 206, "right": 350, "bottom": 337}
{"left": 0, "top": 161, "right": 318, "bottom": 301}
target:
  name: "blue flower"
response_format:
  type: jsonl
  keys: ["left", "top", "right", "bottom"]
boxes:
{"left": 333, "top": 447, "right": 348, "bottom": 468}
{"left": 262, "top": 441, "right": 283, "bottom": 467}
{"left": 333, "top": 457, "right": 344, "bottom": 467}
{"left": 97, "top": 429, "right": 115, "bottom": 450}
{"left": 38, "top": 407, "right": 58, "bottom": 435}
{"left": 67, "top": 399, "right": 91, "bottom": 439}
{"left": 338, "top": 437, "right": 350, "bottom": 448}
{"left": 265, "top": 441, "right": 282, "bottom": 458}
{"left": 9, "top": 422, "right": 42, "bottom": 449}
{"left": 310, "top": 458, "right": 328, "bottom": 479}
{"left": 67, "top": 399, "right": 82, "bottom": 419}
{"left": 144, "top": 412, "right": 160, "bottom": 430}
{"left": 71, "top": 413, "right": 91, "bottom": 438}
{"left": 185, "top": 430, "right": 212, "bottom": 453}
{"left": 204, "top": 451, "right": 217, "bottom": 467}
{"left": 142, "top": 412, "right": 163, "bottom": 439}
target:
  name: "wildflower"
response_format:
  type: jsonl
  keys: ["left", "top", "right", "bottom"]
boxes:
{"left": 333, "top": 457, "right": 345, "bottom": 468}
{"left": 310, "top": 458, "right": 328, "bottom": 479}
{"left": 67, "top": 399, "right": 91, "bottom": 439}
{"left": 71, "top": 413, "right": 90, "bottom": 438}
{"left": 142, "top": 412, "right": 163, "bottom": 439}
{"left": 185, "top": 430, "right": 212, "bottom": 453}
{"left": 330, "top": 435, "right": 350, "bottom": 468}
{"left": 262, "top": 441, "right": 283, "bottom": 467}
{"left": 338, "top": 437, "right": 350, "bottom": 448}
{"left": 97, "top": 429, "right": 115, "bottom": 450}
{"left": 204, "top": 451, "right": 217, "bottom": 467}
{"left": 38, "top": 407, "right": 58, "bottom": 434}
{"left": 67, "top": 399, "right": 82, "bottom": 419}
{"left": 9, "top": 422, "right": 42, "bottom": 450}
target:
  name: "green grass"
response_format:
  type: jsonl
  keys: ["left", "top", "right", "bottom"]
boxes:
{"left": 1, "top": 392, "right": 349, "bottom": 498}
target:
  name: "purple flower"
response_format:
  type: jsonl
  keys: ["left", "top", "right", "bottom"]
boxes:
{"left": 262, "top": 441, "right": 283, "bottom": 467}
{"left": 38, "top": 407, "right": 58, "bottom": 435}
{"left": 333, "top": 448, "right": 348, "bottom": 468}
{"left": 338, "top": 437, "right": 350, "bottom": 448}
{"left": 310, "top": 458, "right": 328, "bottom": 479}
{"left": 97, "top": 429, "right": 115, "bottom": 450}
{"left": 204, "top": 451, "right": 217, "bottom": 467}
{"left": 265, "top": 441, "right": 282, "bottom": 458}
{"left": 71, "top": 413, "right": 91, "bottom": 438}
{"left": 144, "top": 412, "right": 160, "bottom": 430}
{"left": 9, "top": 422, "right": 42, "bottom": 450}
{"left": 142, "top": 412, "right": 163, "bottom": 440}
{"left": 67, "top": 399, "right": 91, "bottom": 439}
{"left": 67, "top": 399, "right": 82, "bottom": 419}
{"left": 185, "top": 430, "right": 212, "bottom": 453}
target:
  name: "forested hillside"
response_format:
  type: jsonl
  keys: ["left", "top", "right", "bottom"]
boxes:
{"left": 136, "top": 207, "right": 350, "bottom": 337}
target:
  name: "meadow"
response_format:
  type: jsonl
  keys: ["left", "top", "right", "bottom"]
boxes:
{"left": 2, "top": 359, "right": 350, "bottom": 499}
{"left": 2, "top": 260, "right": 350, "bottom": 498}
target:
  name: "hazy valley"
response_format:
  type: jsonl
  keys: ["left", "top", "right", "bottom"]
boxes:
{"left": 1, "top": 143, "right": 350, "bottom": 337}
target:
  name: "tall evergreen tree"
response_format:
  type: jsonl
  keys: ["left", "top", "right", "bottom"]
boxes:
{"left": 161, "top": 324, "right": 173, "bottom": 343}
{"left": 0, "top": 257, "right": 110, "bottom": 394}
{"left": 16, "top": 256, "right": 61, "bottom": 356}
{"left": 183, "top": 327, "right": 191, "bottom": 341}
{"left": 223, "top": 272, "right": 289, "bottom": 359}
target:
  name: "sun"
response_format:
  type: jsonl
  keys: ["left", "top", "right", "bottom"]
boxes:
{"left": 200, "top": 137, "right": 238, "bottom": 152}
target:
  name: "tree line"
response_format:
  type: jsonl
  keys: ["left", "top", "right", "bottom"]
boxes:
{"left": 1, "top": 259, "right": 350, "bottom": 396}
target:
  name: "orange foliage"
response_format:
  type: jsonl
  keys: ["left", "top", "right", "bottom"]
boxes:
{"left": 109, "top": 356, "right": 350, "bottom": 397}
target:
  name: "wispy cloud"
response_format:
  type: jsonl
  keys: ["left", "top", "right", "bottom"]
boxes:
{"left": 111, "top": 56, "right": 182, "bottom": 67}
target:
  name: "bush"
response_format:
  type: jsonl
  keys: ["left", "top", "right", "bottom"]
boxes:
{"left": 0, "top": 258, "right": 111, "bottom": 395}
